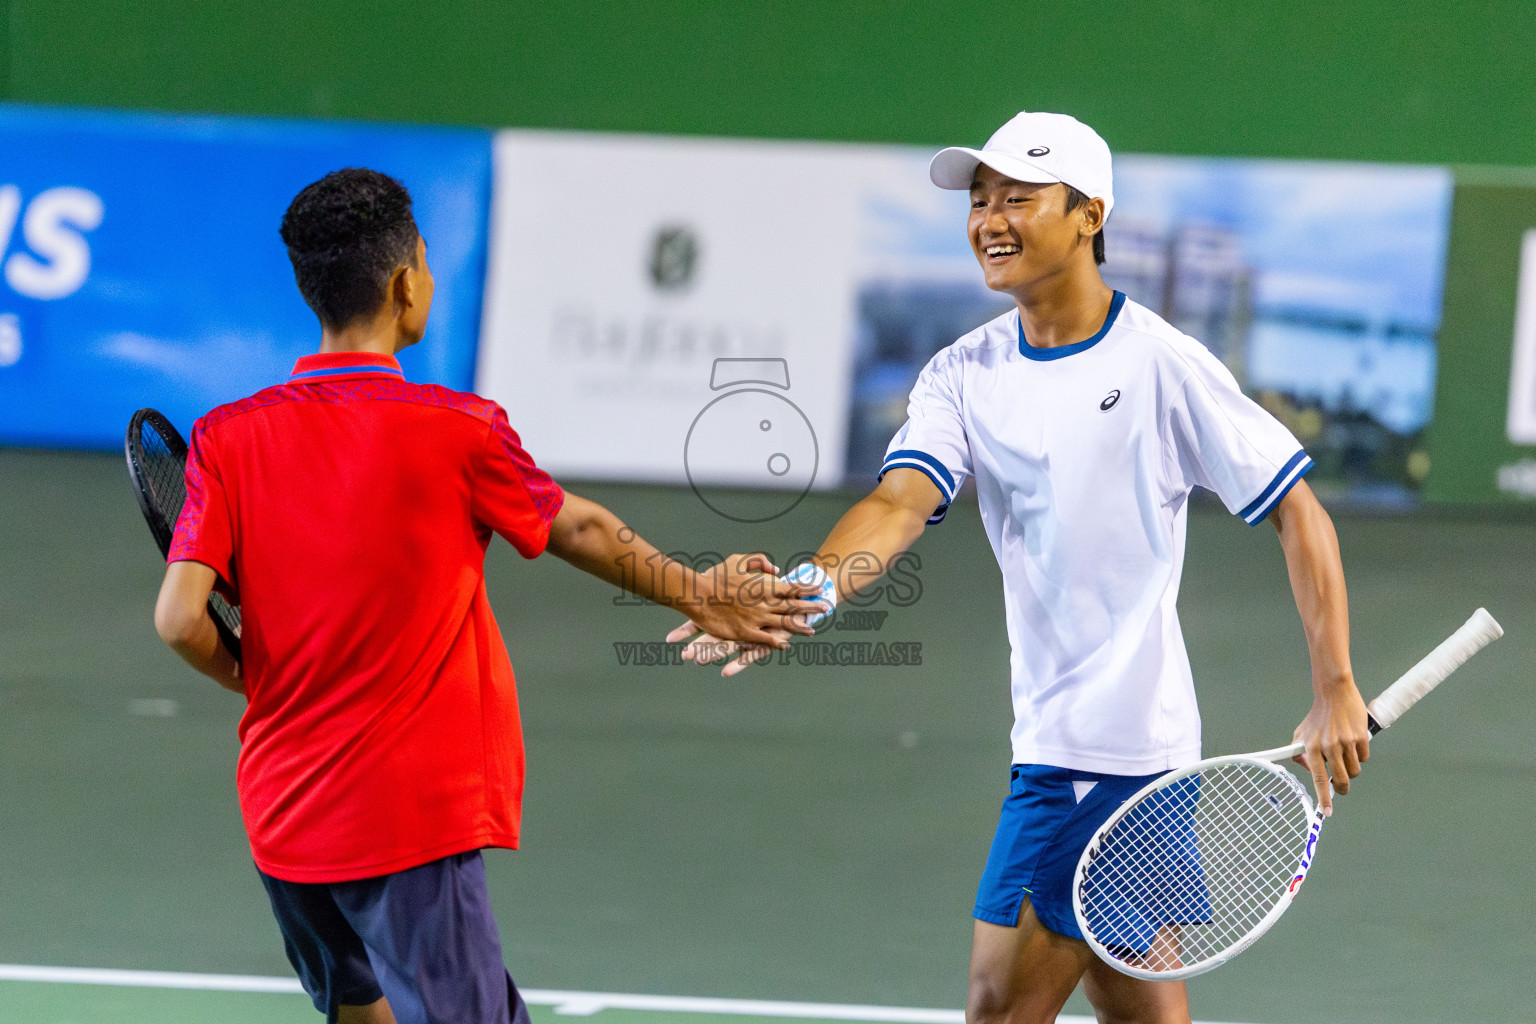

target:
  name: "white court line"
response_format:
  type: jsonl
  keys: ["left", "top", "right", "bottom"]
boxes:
{"left": 527, "top": 990, "right": 966, "bottom": 1022}
{"left": 0, "top": 964, "right": 1257, "bottom": 1024}
{"left": 0, "top": 964, "right": 303, "bottom": 993}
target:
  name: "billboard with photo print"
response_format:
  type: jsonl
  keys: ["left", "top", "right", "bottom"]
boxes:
{"left": 844, "top": 152, "right": 1454, "bottom": 507}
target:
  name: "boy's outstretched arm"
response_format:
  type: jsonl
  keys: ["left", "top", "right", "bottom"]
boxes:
{"left": 1270, "top": 478, "right": 1371, "bottom": 814}
{"left": 667, "top": 468, "right": 944, "bottom": 674}
{"left": 546, "top": 491, "right": 826, "bottom": 648}
{"left": 813, "top": 468, "right": 941, "bottom": 579}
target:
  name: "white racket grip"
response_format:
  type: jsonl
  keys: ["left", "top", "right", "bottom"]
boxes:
{"left": 1366, "top": 608, "right": 1502, "bottom": 730}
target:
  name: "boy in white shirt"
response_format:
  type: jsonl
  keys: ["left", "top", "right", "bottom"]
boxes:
{"left": 673, "top": 112, "right": 1371, "bottom": 1024}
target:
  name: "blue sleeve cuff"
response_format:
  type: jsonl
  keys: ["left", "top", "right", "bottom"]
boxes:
{"left": 1239, "top": 451, "right": 1314, "bottom": 525}
{"left": 879, "top": 449, "right": 957, "bottom": 524}
{"left": 880, "top": 449, "right": 957, "bottom": 498}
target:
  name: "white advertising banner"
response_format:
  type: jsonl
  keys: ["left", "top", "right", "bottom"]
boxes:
{"left": 479, "top": 130, "right": 888, "bottom": 517}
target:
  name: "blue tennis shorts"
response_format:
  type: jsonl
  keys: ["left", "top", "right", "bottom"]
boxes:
{"left": 974, "top": 764, "right": 1174, "bottom": 941}
{"left": 258, "top": 850, "right": 532, "bottom": 1024}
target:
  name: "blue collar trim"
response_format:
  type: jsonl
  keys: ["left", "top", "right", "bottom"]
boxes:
{"left": 289, "top": 364, "right": 405, "bottom": 381}
{"left": 1018, "top": 291, "right": 1126, "bottom": 361}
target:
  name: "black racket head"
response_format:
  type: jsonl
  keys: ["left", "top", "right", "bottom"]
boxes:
{"left": 125, "top": 408, "right": 189, "bottom": 557}
{"left": 125, "top": 408, "right": 243, "bottom": 662}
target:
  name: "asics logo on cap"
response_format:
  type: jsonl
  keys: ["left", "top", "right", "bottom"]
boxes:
{"left": 1027, "top": 147, "right": 1050, "bottom": 157}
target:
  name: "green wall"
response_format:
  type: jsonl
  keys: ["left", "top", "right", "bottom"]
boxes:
{"left": 4, "top": 1, "right": 1536, "bottom": 162}
{"left": 1425, "top": 169, "right": 1536, "bottom": 503}
{"left": 0, "top": 0, "right": 10, "bottom": 100}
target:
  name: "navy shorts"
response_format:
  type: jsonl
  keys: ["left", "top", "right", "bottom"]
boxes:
{"left": 974, "top": 764, "right": 1178, "bottom": 941}
{"left": 258, "top": 850, "right": 532, "bottom": 1024}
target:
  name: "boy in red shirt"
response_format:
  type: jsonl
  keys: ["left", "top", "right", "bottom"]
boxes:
{"left": 154, "top": 168, "right": 821, "bottom": 1024}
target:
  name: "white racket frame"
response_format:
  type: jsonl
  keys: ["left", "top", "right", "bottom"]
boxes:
{"left": 1070, "top": 752, "right": 1323, "bottom": 980}
{"left": 1072, "top": 608, "right": 1503, "bottom": 981}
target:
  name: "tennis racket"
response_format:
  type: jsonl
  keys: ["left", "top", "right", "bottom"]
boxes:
{"left": 1072, "top": 608, "right": 1502, "bottom": 981}
{"left": 125, "top": 408, "right": 243, "bottom": 662}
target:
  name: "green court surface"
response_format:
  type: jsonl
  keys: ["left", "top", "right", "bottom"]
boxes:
{"left": 1, "top": 448, "right": 1532, "bottom": 1023}
{"left": 0, "top": 980, "right": 312, "bottom": 1023}
{"left": 0, "top": 986, "right": 965, "bottom": 1024}
{"left": 0, "top": 982, "right": 969, "bottom": 1024}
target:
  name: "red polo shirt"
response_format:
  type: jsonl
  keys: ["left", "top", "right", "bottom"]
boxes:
{"left": 168, "top": 351, "right": 564, "bottom": 883}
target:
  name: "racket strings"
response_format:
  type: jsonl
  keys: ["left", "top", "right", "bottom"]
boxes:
{"left": 1098, "top": 773, "right": 1302, "bottom": 962}
{"left": 1078, "top": 761, "right": 1312, "bottom": 974}
{"left": 210, "top": 592, "right": 243, "bottom": 638}
{"left": 139, "top": 421, "right": 188, "bottom": 530}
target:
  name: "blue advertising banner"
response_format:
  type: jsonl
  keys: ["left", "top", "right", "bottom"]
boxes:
{"left": 0, "top": 104, "right": 491, "bottom": 448}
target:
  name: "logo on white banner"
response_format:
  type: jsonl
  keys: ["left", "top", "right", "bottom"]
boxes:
{"left": 648, "top": 225, "right": 699, "bottom": 292}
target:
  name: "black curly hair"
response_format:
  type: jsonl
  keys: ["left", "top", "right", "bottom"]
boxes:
{"left": 280, "top": 168, "right": 421, "bottom": 329}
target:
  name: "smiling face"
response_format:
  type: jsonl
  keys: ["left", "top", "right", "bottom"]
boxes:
{"left": 968, "top": 164, "right": 1103, "bottom": 298}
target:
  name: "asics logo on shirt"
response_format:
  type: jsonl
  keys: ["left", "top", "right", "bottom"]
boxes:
{"left": 1027, "top": 146, "right": 1050, "bottom": 157}
{"left": 1099, "top": 390, "right": 1122, "bottom": 412}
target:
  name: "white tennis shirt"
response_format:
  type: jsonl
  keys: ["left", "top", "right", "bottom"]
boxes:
{"left": 881, "top": 292, "right": 1311, "bottom": 774}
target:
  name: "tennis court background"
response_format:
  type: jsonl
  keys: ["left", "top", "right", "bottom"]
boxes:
{"left": 1, "top": 449, "right": 1530, "bottom": 1023}
{"left": 4, "top": 5, "right": 1535, "bottom": 1022}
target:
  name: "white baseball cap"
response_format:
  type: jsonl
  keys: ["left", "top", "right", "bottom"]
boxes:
{"left": 929, "top": 111, "right": 1114, "bottom": 218}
